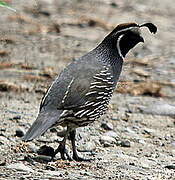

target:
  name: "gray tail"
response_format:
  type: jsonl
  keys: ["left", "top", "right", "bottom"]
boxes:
{"left": 22, "top": 110, "right": 62, "bottom": 141}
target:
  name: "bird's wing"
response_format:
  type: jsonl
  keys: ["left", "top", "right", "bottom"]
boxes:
{"left": 23, "top": 60, "right": 109, "bottom": 141}
{"left": 40, "top": 60, "right": 106, "bottom": 111}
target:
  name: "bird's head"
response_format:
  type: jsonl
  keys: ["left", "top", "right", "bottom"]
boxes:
{"left": 103, "top": 22, "right": 157, "bottom": 58}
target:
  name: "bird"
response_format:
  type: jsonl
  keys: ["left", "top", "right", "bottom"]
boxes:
{"left": 22, "top": 22, "right": 157, "bottom": 161}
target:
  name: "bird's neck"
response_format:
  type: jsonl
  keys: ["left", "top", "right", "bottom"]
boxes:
{"left": 93, "top": 40, "right": 123, "bottom": 66}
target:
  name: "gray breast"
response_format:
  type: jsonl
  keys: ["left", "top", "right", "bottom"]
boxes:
{"left": 73, "top": 66, "right": 115, "bottom": 121}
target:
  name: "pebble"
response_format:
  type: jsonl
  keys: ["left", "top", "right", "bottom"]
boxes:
{"left": 34, "top": 155, "right": 52, "bottom": 163}
{"left": 101, "top": 121, "right": 113, "bottom": 130}
{"left": 139, "top": 103, "right": 175, "bottom": 116}
{"left": 100, "top": 135, "right": 116, "bottom": 147}
{"left": 103, "top": 131, "right": 119, "bottom": 139}
{"left": 138, "top": 139, "right": 146, "bottom": 145}
{"left": 143, "top": 128, "right": 155, "bottom": 135}
{"left": 110, "top": 2, "right": 118, "bottom": 8}
{"left": 37, "top": 145, "right": 55, "bottom": 157}
{"left": 11, "top": 115, "right": 21, "bottom": 120}
{"left": 0, "top": 161, "right": 6, "bottom": 166}
{"left": 120, "top": 140, "right": 131, "bottom": 147}
{"left": 0, "top": 136, "right": 9, "bottom": 145}
{"left": 171, "top": 141, "right": 175, "bottom": 147}
{"left": 15, "top": 128, "right": 25, "bottom": 137}
{"left": 124, "top": 127, "right": 136, "bottom": 134}
{"left": 45, "top": 165, "right": 57, "bottom": 171}
{"left": 6, "top": 163, "right": 33, "bottom": 172}
{"left": 9, "top": 115, "right": 21, "bottom": 120}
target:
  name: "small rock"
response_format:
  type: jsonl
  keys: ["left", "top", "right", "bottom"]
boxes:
{"left": 124, "top": 127, "right": 136, "bottom": 134}
{"left": 80, "top": 170, "right": 92, "bottom": 176}
{"left": 110, "top": 2, "right": 118, "bottom": 7}
{"left": 65, "top": 171, "right": 69, "bottom": 175}
{"left": 103, "top": 131, "right": 119, "bottom": 139}
{"left": 171, "top": 141, "right": 175, "bottom": 147}
{"left": 0, "top": 136, "right": 9, "bottom": 145}
{"left": 120, "top": 140, "right": 131, "bottom": 147}
{"left": 34, "top": 155, "right": 52, "bottom": 163}
{"left": 0, "top": 161, "right": 6, "bottom": 166}
{"left": 12, "top": 115, "right": 21, "bottom": 120}
{"left": 6, "top": 163, "right": 33, "bottom": 172}
{"left": 129, "top": 162, "right": 135, "bottom": 166}
{"left": 164, "top": 165, "right": 175, "bottom": 170}
{"left": 44, "top": 170, "right": 61, "bottom": 176}
{"left": 45, "top": 165, "right": 57, "bottom": 171}
{"left": 78, "top": 141, "right": 96, "bottom": 152}
{"left": 143, "top": 128, "right": 155, "bottom": 135}
{"left": 139, "top": 103, "right": 175, "bottom": 116}
{"left": 172, "top": 149, "right": 175, "bottom": 155}
{"left": 37, "top": 145, "right": 55, "bottom": 157}
{"left": 111, "top": 116, "right": 119, "bottom": 121}
{"left": 38, "top": 136, "right": 52, "bottom": 142}
{"left": 0, "top": 128, "right": 6, "bottom": 132}
{"left": 138, "top": 139, "right": 146, "bottom": 145}
{"left": 100, "top": 135, "right": 116, "bottom": 147}
{"left": 101, "top": 122, "right": 113, "bottom": 130}
{"left": 15, "top": 128, "right": 25, "bottom": 137}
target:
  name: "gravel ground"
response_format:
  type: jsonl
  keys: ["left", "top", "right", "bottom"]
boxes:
{"left": 0, "top": 0, "right": 175, "bottom": 179}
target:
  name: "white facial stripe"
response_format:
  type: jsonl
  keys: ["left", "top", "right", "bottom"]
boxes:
{"left": 115, "top": 26, "right": 140, "bottom": 59}
{"left": 116, "top": 34, "right": 124, "bottom": 59}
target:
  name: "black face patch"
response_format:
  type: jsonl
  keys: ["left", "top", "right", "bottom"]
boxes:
{"left": 117, "top": 31, "right": 144, "bottom": 58}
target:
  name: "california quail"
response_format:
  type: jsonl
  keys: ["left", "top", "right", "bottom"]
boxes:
{"left": 23, "top": 22, "right": 157, "bottom": 161}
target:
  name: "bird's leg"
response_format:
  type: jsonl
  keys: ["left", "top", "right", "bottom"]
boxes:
{"left": 69, "top": 130, "right": 91, "bottom": 161}
{"left": 54, "top": 128, "right": 71, "bottom": 160}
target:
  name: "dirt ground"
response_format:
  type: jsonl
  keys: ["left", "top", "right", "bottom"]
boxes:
{"left": 0, "top": 0, "right": 175, "bottom": 179}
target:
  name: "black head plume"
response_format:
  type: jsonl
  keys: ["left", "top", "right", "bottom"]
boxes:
{"left": 139, "top": 23, "right": 157, "bottom": 34}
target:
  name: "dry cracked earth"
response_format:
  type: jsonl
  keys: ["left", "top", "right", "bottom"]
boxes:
{"left": 0, "top": 0, "right": 175, "bottom": 179}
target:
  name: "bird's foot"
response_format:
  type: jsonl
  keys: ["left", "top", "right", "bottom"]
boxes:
{"left": 54, "top": 145, "right": 72, "bottom": 161}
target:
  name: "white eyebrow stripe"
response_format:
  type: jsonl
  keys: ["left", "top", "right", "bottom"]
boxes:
{"left": 115, "top": 26, "right": 139, "bottom": 35}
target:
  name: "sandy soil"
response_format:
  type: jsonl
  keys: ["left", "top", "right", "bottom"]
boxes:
{"left": 0, "top": 0, "right": 175, "bottom": 179}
